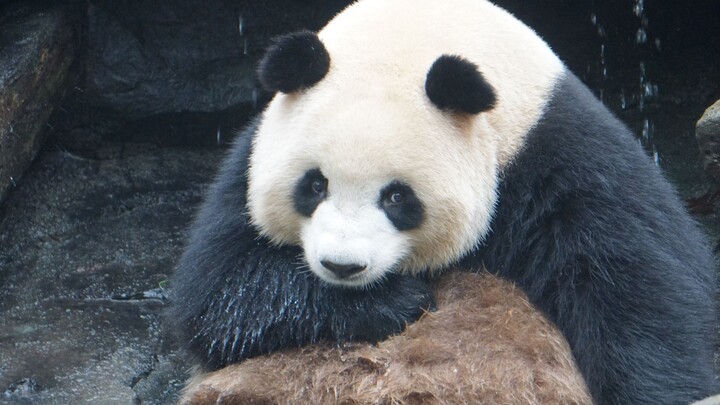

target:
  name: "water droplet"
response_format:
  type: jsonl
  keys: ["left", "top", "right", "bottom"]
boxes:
{"left": 639, "top": 61, "right": 646, "bottom": 81}
{"left": 243, "top": 38, "right": 248, "bottom": 56}
{"left": 635, "top": 28, "right": 648, "bottom": 45}
{"left": 633, "top": 0, "right": 644, "bottom": 17}
{"left": 590, "top": 13, "right": 597, "bottom": 25}
{"left": 597, "top": 25, "right": 606, "bottom": 37}
{"left": 230, "top": 327, "right": 241, "bottom": 354}
{"left": 238, "top": 15, "right": 244, "bottom": 36}
{"left": 216, "top": 126, "right": 222, "bottom": 145}
{"left": 620, "top": 90, "right": 627, "bottom": 110}
{"left": 643, "top": 82, "right": 658, "bottom": 98}
{"left": 655, "top": 38, "right": 662, "bottom": 51}
{"left": 642, "top": 119, "right": 653, "bottom": 143}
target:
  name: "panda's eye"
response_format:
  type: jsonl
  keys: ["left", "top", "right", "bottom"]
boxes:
{"left": 294, "top": 168, "right": 328, "bottom": 217}
{"left": 311, "top": 178, "right": 327, "bottom": 195}
{"left": 388, "top": 191, "right": 404, "bottom": 205}
{"left": 379, "top": 181, "right": 424, "bottom": 231}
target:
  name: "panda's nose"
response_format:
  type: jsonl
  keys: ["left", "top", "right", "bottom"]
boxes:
{"left": 321, "top": 260, "right": 366, "bottom": 279}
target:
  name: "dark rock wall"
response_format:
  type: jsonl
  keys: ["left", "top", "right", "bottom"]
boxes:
{"left": 0, "top": 1, "right": 80, "bottom": 203}
{"left": 48, "top": 0, "right": 354, "bottom": 150}
{"left": 82, "top": 0, "right": 351, "bottom": 117}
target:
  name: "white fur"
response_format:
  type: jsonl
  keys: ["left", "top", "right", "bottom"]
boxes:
{"left": 247, "top": 0, "right": 564, "bottom": 283}
{"left": 301, "top": 199, "right": 411, "bottom": 286}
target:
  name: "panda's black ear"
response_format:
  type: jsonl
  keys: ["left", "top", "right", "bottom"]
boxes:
{"left": 258, "top": 30, "right": 330, "bottom": 94}
{"left": 425, "top": 55, "right": 497, "bottom": 114}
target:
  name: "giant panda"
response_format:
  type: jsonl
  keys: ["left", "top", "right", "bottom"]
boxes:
{"left": 167, "top": 0, "right": 719, "bottom": 404}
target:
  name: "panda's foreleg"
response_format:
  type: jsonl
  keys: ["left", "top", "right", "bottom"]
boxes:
{"left": 167, "top": 131, "right": 435, "bottom": 371}
{"left": 169, "top": 231, "right": 434, "bottom": 371}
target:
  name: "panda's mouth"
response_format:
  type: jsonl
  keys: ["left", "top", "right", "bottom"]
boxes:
{"left": 327, "top": 271, "right": 369, "bottom": 287}
{"left": 309, "top": 259, "right": 395, "bottom": 288}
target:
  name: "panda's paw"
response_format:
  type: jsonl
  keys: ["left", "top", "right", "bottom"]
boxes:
{"left": 326, "top": 274, "right": 436, "bottom": 343}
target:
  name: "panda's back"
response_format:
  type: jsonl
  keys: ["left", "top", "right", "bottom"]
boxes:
{"left": 464, "top": 71, "right": 717, "bottom": 403}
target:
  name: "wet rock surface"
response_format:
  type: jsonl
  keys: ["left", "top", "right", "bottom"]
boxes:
{"left": 0, "top": 144, "right": 224, "bottom": 404}
{"left": 0, "top": 1, "right": 78, "bottom": 204}
{"left": 696, "top": 100, "right": 720, "bottom": 184}
{"left": 82, "top": 0, "right": 350, "bottom": 118}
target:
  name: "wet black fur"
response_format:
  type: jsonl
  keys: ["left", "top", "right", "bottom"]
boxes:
{"left": 425, "top": 54, "right": 496, "bottom": 114}
{"left": 257, "top": 31, "right": 330, "bottom": 93}
{"left": 460, "top": 73, "right": 718, "bottom": 404}
{"left": 167, "top": 126, "right": 435, "bottom": 371}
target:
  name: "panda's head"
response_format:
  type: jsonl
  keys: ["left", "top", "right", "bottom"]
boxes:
{"left": 247, "top": 0, "right": 563, "bottom": 287}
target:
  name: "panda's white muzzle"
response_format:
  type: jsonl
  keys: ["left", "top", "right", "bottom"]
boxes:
{"left": 300, "top": 200, "right": 412, "bottom": 287}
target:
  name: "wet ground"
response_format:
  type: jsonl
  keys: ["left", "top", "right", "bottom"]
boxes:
{"left": 0, "top": 144, "right": 224, "bottom": 404}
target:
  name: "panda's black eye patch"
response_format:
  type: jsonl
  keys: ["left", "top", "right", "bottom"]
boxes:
{"left": 294, "top": 169, "right": 328, "bottom": 217}
{"left": 379, "top": 181, "right": 424, "bottom": 231}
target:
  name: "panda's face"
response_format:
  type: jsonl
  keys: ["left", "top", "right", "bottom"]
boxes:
{"left": 295, "top": 170, "right": 421, "bottom": 286}
{"left": 249, "top": 94, "right": 499, "bottom": 287}
{"left": 247, "top": 0, "right": 564, "bottom": 286}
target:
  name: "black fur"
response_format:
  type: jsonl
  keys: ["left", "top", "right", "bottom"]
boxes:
{"left": 379, "top": 181, "right": 424, "bottom": 231}
{"left": 425, "top": 54, "right": 496, "bottom": 114}
{"left": 257, "top": 31, "right": 330, "bottom": 94}
{"left": 460, "top": 72, "right": 718, "bottom": 404}
{"left": 167, "top": 125, "right": 435, "bottom": 371}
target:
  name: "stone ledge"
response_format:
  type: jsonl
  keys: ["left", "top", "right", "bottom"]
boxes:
{"left": 0, "top": 3, "right": 78, "bottom": 203}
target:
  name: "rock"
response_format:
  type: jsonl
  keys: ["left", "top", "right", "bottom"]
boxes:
{"left": 696, "top": 99, "right": 720, "bottom": 183}
{"left": 81, "top": 0, "right": 352, "bottom": 118}
{"left": 45, "top": 0, "right": 355, "bottom": 149}
{"left": 0, "top": 2, "right": 79, "bottom": 204}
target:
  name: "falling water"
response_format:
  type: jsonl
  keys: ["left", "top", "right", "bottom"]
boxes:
{"left": 589, "top": 12, "right": 608, "bottom": 104}
{"left": 239, "top": 14, "right": 248, "bottom": 55}
{"left": 633, "top": 0, "right": 661, "bottom": 165}
{"left": 589, "top": 0, "right": 662, "bottom": 165}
